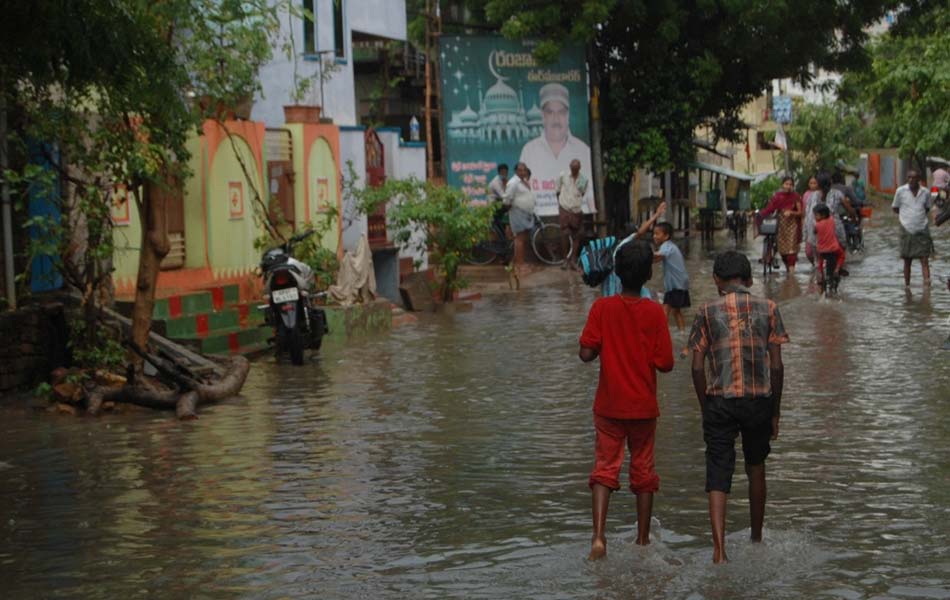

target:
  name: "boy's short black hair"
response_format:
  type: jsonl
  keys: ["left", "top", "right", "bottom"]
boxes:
{"left": 813, "top": 203, "right": 831, "bottom": 218}
{"left": 654, "top": 222, "right": 673, "bottom": 238}
{"left": 498, "top": 163, "right": 509, "bottom": 173}
{"left": 713, "top": 250, "right": 751, "bottom": 283}
{"left": 615, "top": 240, "right": 653, "bottom": 291}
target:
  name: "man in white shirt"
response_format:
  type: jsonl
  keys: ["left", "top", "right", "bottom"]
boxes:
{"left": 556, "top": 159, "right": 588, "bottom": 269}
{"left": 503, "top": 162, "right": 536, "bottom": 281}
{"left": 487, "top": 163, "right": 509, "bottom": 236}
{"left": 488, "top": 163, "right": 509, "bottom": 203}
{"left": 892, "top": 169, "right": 934, "bottom": 286}
{"left": 518, "top": 83, "right": 592, "bottom": 216}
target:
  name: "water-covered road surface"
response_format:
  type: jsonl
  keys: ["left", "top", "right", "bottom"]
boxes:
{"left": 2, "top": 210, "right": 950, "bottom": 599}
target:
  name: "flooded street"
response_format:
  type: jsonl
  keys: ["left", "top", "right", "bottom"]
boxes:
{"left": 2, "top": 211, "right": 950, "bottom": 599}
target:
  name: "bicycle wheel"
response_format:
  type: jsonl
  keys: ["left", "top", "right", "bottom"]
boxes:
{"left": 532, "top": 223, "right": 569, "bottom": 265}
{"left": 467, "top": 240, "right": 497, "bottom": 265}
{"left": 824, "top": 258, "right": 836, "bottom": 297}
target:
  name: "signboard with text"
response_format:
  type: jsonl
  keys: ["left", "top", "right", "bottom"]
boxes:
{"left": 440, "top": 35, "right": 592, "bottom": 215}
{"left": 772, "top": 95, "right": 793, "bottom": 124}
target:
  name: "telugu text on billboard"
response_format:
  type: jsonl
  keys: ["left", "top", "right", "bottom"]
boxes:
{"left": 440, "top": 35, "right": 592, "bottom": 216}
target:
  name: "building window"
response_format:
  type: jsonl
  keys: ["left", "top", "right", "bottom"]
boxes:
{"left": 333, "top": 0, "right": 345, "bottom": 60}
{"left": 303, "top": 0, "right": 315, "bottom": 54}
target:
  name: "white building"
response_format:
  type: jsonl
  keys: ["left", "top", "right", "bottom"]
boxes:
{"left": 253, "top": 0, "right": 427, "bottom": 300}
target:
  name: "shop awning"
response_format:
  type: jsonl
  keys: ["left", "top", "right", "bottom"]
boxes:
{"left": 688, "top": 161, "right": 755, "bottom": 182}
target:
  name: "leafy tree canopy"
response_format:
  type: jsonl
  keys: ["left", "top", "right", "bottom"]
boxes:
{"left": 839, "top": 1, "right": 950, "bottom": 165}
{"left": 480, "top": 0, "right": 896, "bottom": 179}
{"left": 786, "top": 103, "right": 873, "bottom": 183}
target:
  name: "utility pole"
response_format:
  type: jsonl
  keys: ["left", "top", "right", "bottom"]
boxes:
{"left": 423, "top": 0, "right": 442, "bottom": 181}
{"left": 1, "top": 86, "right": 16, "bottom": 310}
{"left": 587, "top": 53, "right": 606, "bottom": 234}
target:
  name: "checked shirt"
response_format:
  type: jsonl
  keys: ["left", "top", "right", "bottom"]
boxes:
{"left": 688, "top": 286, "right": 789, "bottom": 399}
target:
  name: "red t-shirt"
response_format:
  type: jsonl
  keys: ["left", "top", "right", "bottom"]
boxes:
{"left": 815, "top": 218, "right": 841, "bottom": 253}
{"left": 580, "top": 295, "right": 674, "bottom": 419}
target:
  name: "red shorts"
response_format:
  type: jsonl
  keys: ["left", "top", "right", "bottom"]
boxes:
{"left": 589, "top": 414, "right": 660, "bottom": 494}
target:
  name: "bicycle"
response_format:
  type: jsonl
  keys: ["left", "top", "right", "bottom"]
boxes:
{"left": 819, "top": 253, "right": 840, "bottom": 297}
{"left": 757, "top": 214, "right": 779, "bottom": 277}
{"left": 843, "top": 214, "right": 864, "bottom": 253}
{"left": 468, "top": 213, "right": 572, "bottom": 266}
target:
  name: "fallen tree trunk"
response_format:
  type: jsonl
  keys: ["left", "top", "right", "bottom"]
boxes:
{"left": 87, "top": 355, "right": 250, "bottom": 419}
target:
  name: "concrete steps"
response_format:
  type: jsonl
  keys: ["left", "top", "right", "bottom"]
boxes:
{"left": 458, "top": 265, "right": 510, "bottom": 284}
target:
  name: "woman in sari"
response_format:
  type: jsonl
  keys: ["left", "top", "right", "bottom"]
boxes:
{"left": 759, "top": 176, "right": 803, "bottom": 273}
{"left": 802, "top": 175, "right": 821, "bottom": 266}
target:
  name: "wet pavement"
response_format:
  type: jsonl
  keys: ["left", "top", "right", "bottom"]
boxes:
{"left": 2, "top": 209, "right": 950, "bottom": 598}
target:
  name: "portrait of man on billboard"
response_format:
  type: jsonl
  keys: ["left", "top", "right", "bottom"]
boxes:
{"left": 518, "top": 83, "right": 593, "bottom": 212}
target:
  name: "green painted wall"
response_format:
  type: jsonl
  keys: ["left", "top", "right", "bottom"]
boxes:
{"left": 184, "top": 135, "right": 206, "bottom": 269}
{"left": 308, "top": 137, "right": 340, "bottom": 254}
{"left": 112, "top": 188, "right": 144, "bottom": 281}
{"left": 206, "top": 135, "right": 266, "bottom": 272}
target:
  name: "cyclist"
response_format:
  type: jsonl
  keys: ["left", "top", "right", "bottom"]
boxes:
{"left": 817, "top": 172, "right": 856, "bottom": 252}
{"left": 487, "top": 163, "right": 510, "bottom": 238}
{"left": 814, "top": 204, "right": 846, "bottom": 295}
{"left": 833, "top": 171, "right": 863, "bottom": 251}
{"left": 757, "top": 176, "right": 802, "bottom": 274}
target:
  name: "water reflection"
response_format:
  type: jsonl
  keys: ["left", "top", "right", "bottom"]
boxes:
{"left": 1, "top": 211, "right": 949, "bottom": 598}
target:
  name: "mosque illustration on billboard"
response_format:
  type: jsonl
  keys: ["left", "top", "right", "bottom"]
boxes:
{"left": 447, "top": 54, "right": 543, "bottom": 144}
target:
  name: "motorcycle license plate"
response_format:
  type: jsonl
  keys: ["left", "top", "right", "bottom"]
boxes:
{"left": 271, "top": 288, "right": 299, "bottom": 303}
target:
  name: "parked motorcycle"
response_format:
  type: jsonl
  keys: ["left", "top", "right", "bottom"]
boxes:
{"left": 259, "top": 230, "right": 328, "bottom": 365}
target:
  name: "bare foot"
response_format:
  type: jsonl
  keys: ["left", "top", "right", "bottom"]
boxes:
{"left": 588, "top": 539, "right": 607, "bottom": 561}
{"left": 712, "top": 549, "right": 729, "bottom": 564}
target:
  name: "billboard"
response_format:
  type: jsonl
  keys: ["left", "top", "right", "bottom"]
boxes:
{"left": 440, "top": 35, "right": 592, "bottom": 216}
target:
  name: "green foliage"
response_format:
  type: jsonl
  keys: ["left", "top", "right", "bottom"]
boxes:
{"left": 480, "top": 0, "right": 897, "bottom": 176}
{"left": 786, "top": 103, "right": 873, "bottom": 181}
{"left": 2, "top": 0, "right": 292, "bottom": 369}
{"left": 67, "top": 316, "right": 125, "bottom": 373}
{"left": 33, "top": 382, "right": 53, "bottom": 400}
{"left": 839, "top": 4, "right": 950, "bottom": 164}
{"left": 357, "top": 179, "right": 494, "bottom": 302}
{"left": 750, "top": 175, "right": 783, "bottom": 211}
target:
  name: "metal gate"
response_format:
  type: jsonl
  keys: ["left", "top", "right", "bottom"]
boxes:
{"left": 365, "top": 128, "right": 387, "bottom": 246}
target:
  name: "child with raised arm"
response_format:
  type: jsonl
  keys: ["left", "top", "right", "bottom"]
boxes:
{"left": 579, "top": 240, "right": 675, "bottom": 560}
{"left": 688, "top": 251, "right": 788, "bottom": 564}
{"left": 652, "top": 222, "right": 690, "bottom": 331}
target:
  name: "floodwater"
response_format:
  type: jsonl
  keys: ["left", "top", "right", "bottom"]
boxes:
{"left": 2, "top": 210, "right": 950, "bottom": 599}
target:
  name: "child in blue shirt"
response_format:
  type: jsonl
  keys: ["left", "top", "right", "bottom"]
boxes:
{"left": 601, "top": 202, "right": 667, "bottom": 298}
{"left": 653, "top": 222, "right": 690, "bottom": 331}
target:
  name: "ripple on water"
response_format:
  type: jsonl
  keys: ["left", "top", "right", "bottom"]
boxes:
{"left": 1, "top": 213, "right": 950, "bottom": 597}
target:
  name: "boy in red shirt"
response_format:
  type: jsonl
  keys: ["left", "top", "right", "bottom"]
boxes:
{"left": 814, "top": 204, "right": 846, "bottom": 286}
{"left": 579, "top": 240, "right": 675, "bottom": 560}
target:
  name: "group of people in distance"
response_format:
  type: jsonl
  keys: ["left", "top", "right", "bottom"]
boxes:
{"left": 487, "top": 158, "right": 589, "bottom": 285}
{"left": 757, "top": 172, "right": 861, "bottom": 287}
{"left": 757, "top": 168, "right": 947, "bottom": 289}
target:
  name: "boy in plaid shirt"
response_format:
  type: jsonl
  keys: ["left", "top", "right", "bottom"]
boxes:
{"left": 688, "top": 251, "right": 788, "bottom": 564}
